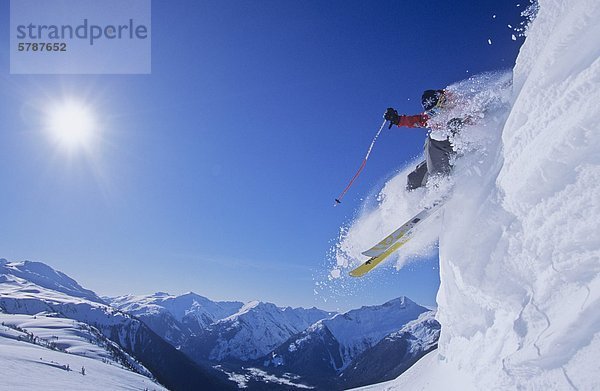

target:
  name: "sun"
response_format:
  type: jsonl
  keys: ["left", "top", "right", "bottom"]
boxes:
{"left": 45, "top": 100, "right": 97, "bottom": 151}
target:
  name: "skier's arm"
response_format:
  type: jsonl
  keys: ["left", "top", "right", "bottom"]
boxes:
{"left": 397, "top": 114, "right": 429, "bottom": 128}
{"left": 384, "top": 108, "right": 428, "bottom": 129}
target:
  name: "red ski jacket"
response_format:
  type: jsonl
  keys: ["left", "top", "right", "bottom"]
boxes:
{"left": 396, "top": 113, "right": 429, "bottom": 128}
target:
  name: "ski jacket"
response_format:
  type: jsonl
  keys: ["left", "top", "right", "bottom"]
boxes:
{"left": 395, "top": 112, "right": 472, "bottom": 141}
{"left": 396, "top": 113, "right": 429, "bottom": 128}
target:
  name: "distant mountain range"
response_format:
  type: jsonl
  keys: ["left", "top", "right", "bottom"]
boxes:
{"left": 0, "top": 258, "right": 440, "bottom": 390}
{"left": 108, "top": 291, "right": 244, "bottom": 347}
{"left": 257, "top": 297, "right": 438, "bottom": 389}
{"left": 0, "top": 259, "right": 231, "bottom": 391}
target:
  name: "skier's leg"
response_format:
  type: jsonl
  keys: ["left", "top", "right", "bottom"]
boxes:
{"left": 407, "top": 160, "right": 428, "bottom": 190}
{"left": 425, "top": 136, "right": 453, "bottom": 176}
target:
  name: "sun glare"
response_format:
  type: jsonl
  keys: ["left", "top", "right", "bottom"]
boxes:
{"left": 46, "top": 100, "right": 97, "bottom": 151}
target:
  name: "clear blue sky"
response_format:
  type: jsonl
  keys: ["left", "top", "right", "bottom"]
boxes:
{"left": 0, "top": 0, "right": 525, "bottom": 311}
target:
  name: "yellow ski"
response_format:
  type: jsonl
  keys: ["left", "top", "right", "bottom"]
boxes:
{"left": 350, "top": 202, "right": 444, "bottom": 277}
{"left": 361, "top": 202, "right": 444, "bottom": 258}
{"left": 349, "top": 235, "right": 413, "bottom": 277}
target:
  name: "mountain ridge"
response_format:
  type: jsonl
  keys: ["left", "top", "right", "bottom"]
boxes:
{"left": 1, "top": 257, "right": 440, "bottom": 390}
{"left": 0, "top": 259, "right": 234, "bottom": 390}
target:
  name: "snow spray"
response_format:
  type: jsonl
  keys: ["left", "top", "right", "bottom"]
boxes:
{"left": 335, "top": 119, "right": 387, "bottom": 205}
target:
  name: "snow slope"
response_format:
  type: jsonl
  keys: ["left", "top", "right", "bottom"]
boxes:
{"left": 0, "top": 313, "right": 151, "bottom": 375}
{"left": 0, "top": 335, "right": 166, "bottom": 391}
{"left": 353, "top": 0, "right": 600, "bottom": 389}
{"left": 0, "top": 313, "right": 166, "bottom": 391}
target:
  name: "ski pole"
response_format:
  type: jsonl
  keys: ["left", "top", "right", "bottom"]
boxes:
{"left": 335, "top": 119, "right": 387, "bottom": 205}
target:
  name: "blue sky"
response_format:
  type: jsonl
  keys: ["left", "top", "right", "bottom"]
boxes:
{"left": 0, "top": 0, "right": 526, "bottom": 311}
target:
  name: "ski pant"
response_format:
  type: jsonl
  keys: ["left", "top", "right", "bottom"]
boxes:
{"left": 407, "top": 136, "right": 454, "bottom": 190}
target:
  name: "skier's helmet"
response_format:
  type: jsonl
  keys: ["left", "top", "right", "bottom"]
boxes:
{"left": 421, "top": 89, "right": 446, "bottom": 112}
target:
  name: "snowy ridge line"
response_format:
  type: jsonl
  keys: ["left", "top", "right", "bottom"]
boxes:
{"left": 108, "top": 290, "right": 244, "bottom": 326}
{"left": 0, "top": 259, "right": 103, "bottom": 303}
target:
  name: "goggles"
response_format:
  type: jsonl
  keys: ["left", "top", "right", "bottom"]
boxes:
{"left": 426, "top": 91, "right": 446, "bottom": 116}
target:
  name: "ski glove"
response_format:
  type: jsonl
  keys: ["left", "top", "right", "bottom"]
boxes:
{"left": 384, "top": 108, "right": 400, "bottom": 128}
{"left": 447, "top": 118, "right": 464, "bottom": 133}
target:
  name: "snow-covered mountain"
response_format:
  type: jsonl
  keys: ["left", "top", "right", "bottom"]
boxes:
{"left": 0, "top": 259, "right": 232, "bottom": 390}
{"left": 110, "top": 291, "right": 243, "bottom": 328}
{"left": 349, "top": 0, "right": 600, "bottom": 389}
{"left": 339, "top": 311, "right": 440, "bottom": 388}
{"left": 105, "top": 285, "right": 442, "bottom": 389}
{"left": 108, "top": 291, "right": 243, "bottom": 346}
{"left": 184, "top": 300, "right": 334, "bottom": 362}
{"left": 259, "top": 297, "right": 430, "bottom": 387}
{"left": 108, "top": 292, "right": 334, "bottom": 363}
{"left": 0, "top": 259, "right": 101, "bottom": 303}
{"left": 320, "top": 297, "right": 428, "bottom": 369}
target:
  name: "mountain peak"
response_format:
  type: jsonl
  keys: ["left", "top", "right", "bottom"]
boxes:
{"left": 0, "top": 259, "right": 103, "bottom": 303}
{"left": 383, "top": 296, "right": 415, "bottom": 307}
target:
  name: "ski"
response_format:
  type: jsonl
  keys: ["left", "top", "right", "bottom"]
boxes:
{"left": 361, "top": 202, "right": 444, "bottom": 258}
{"left": 350, "top": 202, "right": 444, "bottom": 277}
{"left": 349, "top": 235, "right": 414, "bottom": 277}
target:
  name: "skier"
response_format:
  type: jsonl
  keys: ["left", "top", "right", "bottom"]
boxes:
{"left": 384, "top": 89, "right": 468, "bottom": 190}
